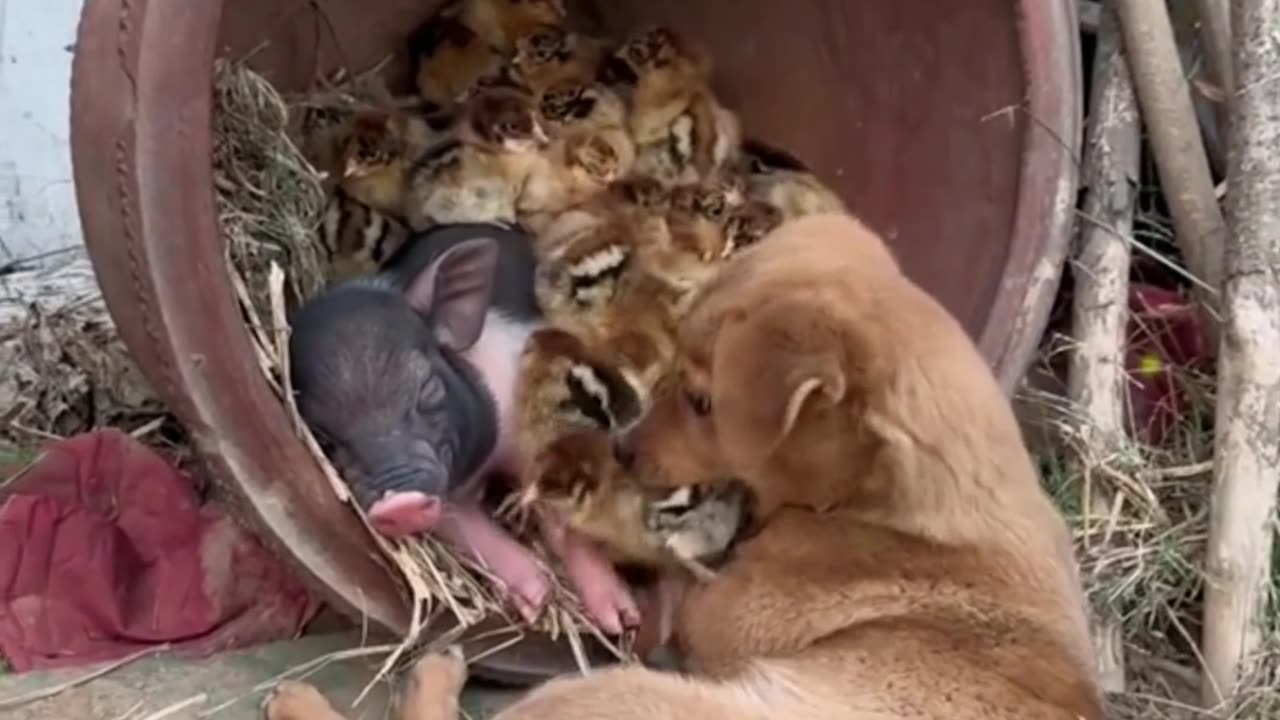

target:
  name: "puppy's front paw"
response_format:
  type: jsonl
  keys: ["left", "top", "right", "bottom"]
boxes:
{"left": 400, "top": 646, "right": 468, "bottom": 720}
{"left": 264, "top": 680, "right": 343, "bottom": 720}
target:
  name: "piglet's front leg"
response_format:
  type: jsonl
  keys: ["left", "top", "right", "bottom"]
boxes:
{"left": 540, "top": 515, "right": 640, "bottom": 636}
{"left": 435, "top": 502, "right": 552, "bottom": 624}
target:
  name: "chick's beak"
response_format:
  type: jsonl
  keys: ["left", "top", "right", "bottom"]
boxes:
{"left": 532, "top": 122, "right": 551, "bottom": 148}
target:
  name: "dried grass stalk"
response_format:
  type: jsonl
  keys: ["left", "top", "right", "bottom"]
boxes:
{"left": 0, "top": 280, "right": 169, "bottom": 447}
{"left": 211, "top": 58, "right": 328, "bottom": 327}
{"left": 1069, "top": 5, "right": 1141, "bottom": 693}
{"left": 1200, "top": 0, "right": 1280, "bottom": 707}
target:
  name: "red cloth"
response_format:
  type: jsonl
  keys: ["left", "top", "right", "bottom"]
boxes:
{"left": 1124, "top": 284, "right": 1214, "bottom": 446}
{"left": 0, "top": 429, "right": 320, "bottom": 672}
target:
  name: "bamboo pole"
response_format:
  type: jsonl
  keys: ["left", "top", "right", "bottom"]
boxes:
{"left": 1068, "top": 3, "right": 1141, "bottom": 694}
{"left": 1200, "top": 0, "right": 1280, "bottom": 708}
{"left": 1113, "top": 0, "right": 1226, "bottom": 343}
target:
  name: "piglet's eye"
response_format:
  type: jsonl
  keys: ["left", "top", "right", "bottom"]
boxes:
{"left": 419, "top": 378, "right": 446, "bottom": 413}
{"left": 684, "top": 389, "right": 711, "bottom": 417}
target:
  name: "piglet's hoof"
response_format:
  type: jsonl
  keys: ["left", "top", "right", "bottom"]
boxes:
{"left": 578, "top": 577, "right": 641, "bottom": 636}
{"left": 400, "top": 646, "right": 469, "bottom": 720}
{"left": 368, "top": 491, "right": 444, "bottom": 537}
{"left": 505, "top": 573, "right": 553, "bottom": 626}
{"left": 264, "top": 680, "right": 346, "bottom": 720}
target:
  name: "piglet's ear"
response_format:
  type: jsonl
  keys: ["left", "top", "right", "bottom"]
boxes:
{"left": 405, "top": 237, "right": 499, "bottom": 351}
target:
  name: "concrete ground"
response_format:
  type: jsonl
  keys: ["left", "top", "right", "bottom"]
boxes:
{"left": 0, "top": 632, "right": 525, "bottom": 720}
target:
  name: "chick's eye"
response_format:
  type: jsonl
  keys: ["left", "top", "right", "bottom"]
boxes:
{"left": 684, "top": 388, "right": 711, "bottom": 417}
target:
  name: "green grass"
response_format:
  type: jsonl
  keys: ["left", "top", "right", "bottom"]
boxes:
{"left": 1023, "top": 357, "right": 1280, "bottom": 718}
{"left": 0, "top": 442, "right": 39, "bottom": 487}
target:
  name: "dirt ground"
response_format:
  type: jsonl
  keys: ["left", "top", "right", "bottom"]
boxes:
{"left": 0, "top": 632, "right": 523, "bottom": 720}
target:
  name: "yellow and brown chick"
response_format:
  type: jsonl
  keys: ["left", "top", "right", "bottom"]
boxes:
{"left": 721, "top": 198, "right": 786, "bottom": 256}
{"left": 645, "top": 176, "right": 746, "bottom": 289}
{"left": 516, "top": 80, "right": 637, "bottom": 230}
{"left": 319, "top": 188, "right": 413, "bottom": 283}
{"left": 333, "top": 107, "right": 451, "bottom": 222}
{"left": 599, "top": 26, "right": 741, "bottom": 186}
{"left": 736, "top": 137, "right": 848, "bottom": 220}
{"left": 408, "top": 0, "right": 569, "bottom": 110}
{"left": 531, "top": 205, "right": 654, "bottom": 324}
{"left": 510, "top": 24, "right": 612, "bottom": 95}
{"left": 533, "top": 209, "right": 685, "bottom": 397}
{"left": 459, "top": 0, "right": 568, "bottom": 51}
{"left": 403, "top": 70, "right": 551, "bottom": 230}
{"left": 407, "top": 9, "right": 507, "bottom": 111}
{"left": 522, "top": 427, "right": 750, "bottom": 573}
{"left": 514, "top": 325, "right": 643, "bottom": 481}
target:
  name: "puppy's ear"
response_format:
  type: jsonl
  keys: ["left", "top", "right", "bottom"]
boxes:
{"left": 709, "top": 297, "right": 848, "bottom": 471}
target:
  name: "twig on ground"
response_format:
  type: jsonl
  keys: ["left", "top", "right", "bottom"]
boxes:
{"left": 195, "top": 643, "right": 398, "bottom": 718}
{"left": 137, "top": 694, "right": 208, "bottom": 720}
{"left": 1069, "top": 4, "right": 1142, "bottom": 693}
{"left": 0, "top": 644, "right": 172, "bottom": 710}
{"left": 1114, "top": 0, "right": 1226, "bottom": 342}
{"left": 1200, "top": 0, "right": 1280, "bottom": 709}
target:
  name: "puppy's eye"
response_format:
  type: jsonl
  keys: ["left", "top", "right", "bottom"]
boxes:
{"left": 684, "top": 389, "right": 711, "bottom": 417}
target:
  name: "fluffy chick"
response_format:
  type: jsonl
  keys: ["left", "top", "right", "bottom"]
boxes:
{"left": 514, "top": 326, "right": 643, "bottom": 482}
{"left": 335, "top": 107, "right": 450, "bottom": 221}
{"left": 458, "top": 0, "right": 568, "bottom": 51}
{"left": 320, "top": 189, "right": 413, "bottom": 282}
{"left": 609, "top": 175, "right": 674, "bottom": 216}
{"left": 643, "top": 176, "right": 746, "bottom": 289}
{"left": 403, "top": 71, "right": 551, "bottom": 230}
{"left": 536, "top": 77, "right": 630, "bottom": 140}
{"left": 524, "top": 428, "right": 749, "bottom": 572}
{"left": 517, "top": 80, "right": 637, "bottom": 231}
{"left": 407, "top": 8, "right": 507, "bottom": 110}
{"left": 599, "top": 26, "right": 741, "bottom": 185}
{"left": 410, "top": 0, "right": 568, "bottom": 108}
{"left": 511, "top": 25, "right": 612, "bottom": 95}
{"left": 721, "top": 198, "right": 786, "bottom": 256}
{"left": 294, "top": 105, "right": 352, "bottom": 188}
{"left": 736, "top": 137, "right": 848, "bottom": 220}
{"left": 532, "top": 205, "right": 666, "bottom": 323}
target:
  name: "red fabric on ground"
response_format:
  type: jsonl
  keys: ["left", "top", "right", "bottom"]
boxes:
{"left": 0, "top": 429, "right": 320, "bottom": 672}
{"left": 1124, "top": 284, "right": 1214, "bottom": 446}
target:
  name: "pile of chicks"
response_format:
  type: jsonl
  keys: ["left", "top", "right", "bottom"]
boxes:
{"left": 294, "top": 0, "right": 848, "bottom": 561}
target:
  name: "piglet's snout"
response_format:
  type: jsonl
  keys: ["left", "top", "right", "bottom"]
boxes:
{"left": 363, "top": 463, "right": 448, "bottom": 538}
{"left": 350, "top": 435, "right": 454, "bottom": 538}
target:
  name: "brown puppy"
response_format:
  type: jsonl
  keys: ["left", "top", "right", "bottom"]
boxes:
{"left": 264, "top": 213, "right": 1102, "bottom": 720}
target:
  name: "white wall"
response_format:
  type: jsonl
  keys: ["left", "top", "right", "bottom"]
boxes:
{"left": 0, "top": 0, "right": 87, "bottom": 265}
{"left": 0, "top": 0, "right": 99, "bottom": 323}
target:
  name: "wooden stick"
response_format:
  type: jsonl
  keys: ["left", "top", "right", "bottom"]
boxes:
{"left": 1201, "top": 0, "right": 1280, "bottom": 708}
{"left": 1068, "top": 4, "right": 1140, "bottom": 694}
{"left": 1192, "top": 0, "right": 1233, "bottom": 106}
{"left": 1079, "top": 1, "right": 1101, "bottom": 34}
{"left": 1114, "top": 0, "right": 1226, "bottom": 341}
{"left": 1193, "top": 0, "right": 1233, "bottom": 134}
